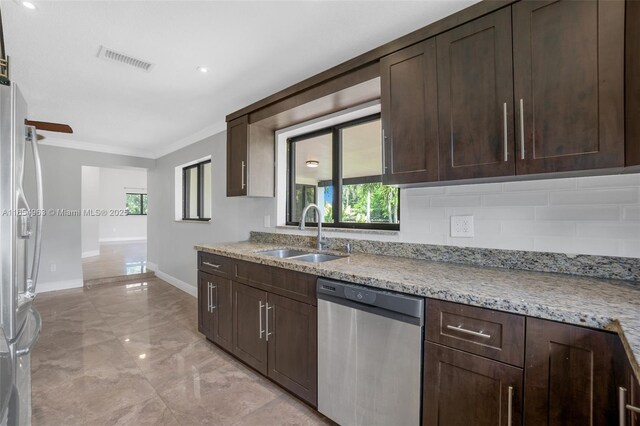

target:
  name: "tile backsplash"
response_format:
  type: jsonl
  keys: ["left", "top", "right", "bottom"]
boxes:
{"left": 399, "top": 173, "right": 640, "bottom": 258}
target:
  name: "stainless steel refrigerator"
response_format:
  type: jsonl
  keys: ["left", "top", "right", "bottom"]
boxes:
{"left": 0, "top": 81, "right": 43, "bottom": 425}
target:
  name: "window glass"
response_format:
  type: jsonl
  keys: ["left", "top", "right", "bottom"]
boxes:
{"left": 291, "top": 132, "right": 333, "bottom": 223}
{"left": 340, "top": 120, "right": 398, "bottom": 224}
{"left": 287, "top": 115, "right": 399, "bottom": 229}
{"left": 126, "top": 193, "right": 147, "bottom": 215}
{"left": 183, "top": 160, "right": 211, "bottom": 220}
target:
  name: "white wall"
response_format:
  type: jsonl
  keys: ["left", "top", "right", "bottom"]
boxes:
{"left": 147, "top": 131, "right": 273, "bottom": 290}
{"left": 22, "top": 145, "right": 154, "bottom": 291}
{"left": 400, "top": 174, "right": 640, "bottom": 257}
{"left": 98, "top": 167, "right": 147, "bottom": 243}
{"left": 81, "top": 166, "right": 100, "bottom": 257}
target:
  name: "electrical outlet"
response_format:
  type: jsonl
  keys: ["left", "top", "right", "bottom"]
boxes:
{"left": 50, "top": 263, "right": 57, "bottom": 272}
{"left": 450, "top": 215, "right": 474, "bottom": 238}
{"left": 264, "top": 215, "right": 271, "bottom": 228}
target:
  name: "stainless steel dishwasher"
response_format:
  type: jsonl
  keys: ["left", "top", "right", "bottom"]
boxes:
{"left": 317, "top": 278, "right": 425, "bottom": 426}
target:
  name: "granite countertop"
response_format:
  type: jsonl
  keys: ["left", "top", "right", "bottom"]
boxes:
{"left": 195, "top": 241, "right": 640, "bottom": 379}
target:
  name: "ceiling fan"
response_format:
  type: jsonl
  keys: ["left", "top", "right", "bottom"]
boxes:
{"left": 25, "top": 120, "right": 73, "bottom": 141}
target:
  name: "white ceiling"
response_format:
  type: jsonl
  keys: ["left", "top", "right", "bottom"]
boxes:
{"left": 2, "top": 0, "right": 479, "bottom": 158}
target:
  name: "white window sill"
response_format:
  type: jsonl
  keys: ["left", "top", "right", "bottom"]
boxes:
{"left": 275, "top": 225, "right": 399, "bottom": 236}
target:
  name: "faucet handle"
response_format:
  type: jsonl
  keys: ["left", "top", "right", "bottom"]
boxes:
{"left": 345, "top": 242, "right": 352, "bottom": 254}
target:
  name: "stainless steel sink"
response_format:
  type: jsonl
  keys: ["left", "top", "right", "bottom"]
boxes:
{"left": 292, "top": 253, "right": 347, "bottom": 263}
{"left": 257, "top": 249, "right": 311, "bottom": 258}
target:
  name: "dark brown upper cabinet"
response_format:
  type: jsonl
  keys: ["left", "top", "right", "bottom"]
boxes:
{"left": 524, "top": 317, "right": 625, "bottom": 425}
{"left": 513, "top": 0, "right": 625, "bottom": 175}
{"left": 436, "top": 7, "right": 515, "bottom": 181}
{"left": 380, "top": 38, "right": 439, "bottom": 185}
{"left": 226, "top": 116, "right": 274, "bottom": 197}
{"left": 227, "top": 116, "right": 248, "bottom": 197}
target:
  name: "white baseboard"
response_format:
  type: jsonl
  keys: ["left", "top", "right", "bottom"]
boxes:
{"left": 146, "top": 261, "right": 158, "bottom": 272}
{"left": 99, "top": 237, "right": 147, "bottom": 244}
{"left": 154, "top": 269, "right": 196, "bottom": 298}
{"left": 38, "top": 279, "right": 84, "bottom": 293}
{"left": 82, "top": 250, "right": 100, "bottom": 259}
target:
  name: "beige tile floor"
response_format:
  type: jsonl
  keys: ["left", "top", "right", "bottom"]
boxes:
{"left": 82, "top": 242, "right": 148, "bottom": 282}
{"left": 32, "top": 277, "right": 330, "bottom": 425}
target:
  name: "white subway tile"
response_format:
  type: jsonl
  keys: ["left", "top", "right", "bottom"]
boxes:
{"left": 623, "top": 206, "right": 640, "bottom": 221}
{"left": 445, "top": 183, "right": 503, "bottom": 195}
{"left": 466, "top": 207, "right": 536, "bottom": 220}
{"left": 621, "top": 240, "right": 640, "bottom": 258}
{"left": 533, "top": 237, "right": 620, "bottom": 256}
{"left": 549, "top": 188, "right": 639, "bottom": 205}
{"left": 501, "top": 220, "right": 576, "bottom": 237}
{"left": 430, "top": 195, "right": 482, "bottom": 207}
{"left": 405, "top": 187, "right": 446, "bottom": 196}
{"left": 577, "top": 173, "right": 640, "bottom": 189}
{"left": 503, "top": 178, "right": 576, "bottom": 192}
{"left": 428, "top": 219, "right": 450, "bottom": 235}
{"left": 576, "top": 223, "right": 640, "bottom": 240}
{"left": 482, "top": 192, "right": 548, "bottom": 206}
{"left": 536, "top": 206, "right": 620, "bottom": 221}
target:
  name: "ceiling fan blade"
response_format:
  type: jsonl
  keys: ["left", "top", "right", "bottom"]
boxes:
{"left": 25, "top": 120, "right": 73, "bottom": 134}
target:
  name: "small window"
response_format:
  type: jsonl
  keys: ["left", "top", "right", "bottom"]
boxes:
{"left": 287, "top": 114, "right": 399, "bottom": 230}
{"left": 126, "top": 193, "right": 148, "bottom": 215}
{"left": 183, "top": 160, "right": 211, "bottom": 220}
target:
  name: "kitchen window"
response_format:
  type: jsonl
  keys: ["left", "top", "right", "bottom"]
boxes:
{"left": 182, "top": 159, "right": 211, "bottom": 221}
{"left": 126, "top": 193, "right": 148, "bottom": 215}
{"left": 287, "top": 114, "right": 399, "bottom": 230}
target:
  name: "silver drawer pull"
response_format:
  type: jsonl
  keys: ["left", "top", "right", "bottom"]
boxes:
{"left": 203, "top": 261, "right": 221, "bottom": 269}
{"left": 446, "top": 324, "right": 491, "bottom": 339}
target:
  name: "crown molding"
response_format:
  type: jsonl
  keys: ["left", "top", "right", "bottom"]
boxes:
{"left": 39, "top": 137, "right": 156, "bottom": 159}
{"left": 153, "top": 121, "right": 227, "bottom": 159}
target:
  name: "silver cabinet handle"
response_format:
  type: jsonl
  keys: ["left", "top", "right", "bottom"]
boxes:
{"left": 203, "top": 261, "right": 221, "bottom": 269}
{"left": 507, "top": 386, "right": 513, "bottom": 426}
{"left": 519, "top": 98, "right": 525, "bottom": 160}
{"left": 210, "top": 285, "right": 217, "bottom": 310}
{"left": 241, "top": 160, "right": 246, "bottom": 189}
{"left": 265, "top": 303, "right": 273, "bottom": 342}
{"left": 207, "top": 283, "right": 211, "bottom": 312}
{"left": 258, "top": 301, "right": 265, "bottom": 339}
{"left": 446, "top": 324, "right": 491, "bottom": 339}
{"left": 503, "top": 102, "right": 508, "bottom": 162}
{"left": 620, "top": 386, "right": 640, "bottom": 426}
{"left": 382, "top": 128, "right": 387, "bottom": 172}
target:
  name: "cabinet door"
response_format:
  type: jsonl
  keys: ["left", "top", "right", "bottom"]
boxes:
{"left": 232, "top": 282, "right": 267, "bottom": 374}
{"left": 513, "top": 0, "right": 625, "bottom": 174}
{"left": 197, "top": 272, "right": 212, "bottom": 337}
{"left": 209, "top": 275, "right": 233, "bottom": 353}
{"left": 436, "top": 7, "right": 515, "bottom": 181}
{"left": 423, "top": 342, "right": 523, "bottom": 426}
{"left": 227, "top": 115, "right": 248, "bottom": 197}
{"left": 524, "top": 318, "right": 621, "bottom": 425}
{"left": 380, "top": 38, "right": 439, "bottom": 185}
{"left": 266, "top": 293, "right": 317, "bottom": 406}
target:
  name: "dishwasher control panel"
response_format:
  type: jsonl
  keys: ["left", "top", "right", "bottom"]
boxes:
{"left": 344, "top": 287, "right": 376, "bottom": 305}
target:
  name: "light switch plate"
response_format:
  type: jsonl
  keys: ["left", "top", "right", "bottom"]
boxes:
{"left": 450, "top": 215, "right": 474, "bottom": 238}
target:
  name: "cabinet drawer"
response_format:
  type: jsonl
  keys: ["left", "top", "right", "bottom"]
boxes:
{"left": 426, "top": 299, "right": 525, "bottom": 367}
{"left": 235, "top": 260, "right": 273, "bottom": 288}
{"left": 198, "top": 252, "right": 234, "bottom": 277}
{"left": 271, "top": 267, "right": 316, "bottom": 306}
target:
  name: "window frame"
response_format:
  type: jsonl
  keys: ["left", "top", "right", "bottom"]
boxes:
{"left": 126, "top": 193, "right": 147, "bottom": 216}
{"left": 182, "top": 159, "right": 211, "bottom": 221}
{"left": 286, "top": 113, "right": 400, "bottom": 230}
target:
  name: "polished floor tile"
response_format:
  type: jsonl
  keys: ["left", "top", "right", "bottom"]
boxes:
{"left": 32, "top": 277, "right": 330, "bottom": 425}
{"left": 82, "top": 242, "right": 147, "bottom": 281}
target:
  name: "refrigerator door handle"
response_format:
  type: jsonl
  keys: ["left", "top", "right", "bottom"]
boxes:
{"left": 26, "top": 126, "right": 42, "bottom": 295}
{"left": 15, "top": 308, "right": 41, "bottom": 357}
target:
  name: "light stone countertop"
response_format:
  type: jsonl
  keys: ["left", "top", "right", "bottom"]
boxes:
{"left": 195, "top": 241, "right": 640, "bottom": 379}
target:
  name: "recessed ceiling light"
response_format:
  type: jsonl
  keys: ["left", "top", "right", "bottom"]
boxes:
{"left": 306, "top": 160, "right": 319, "bottom": 168}
{"left": 196, "top": 66, "right": 208, "bottom": 73}
{"left": 22, "top": 1, "right": 36, "bottom": 9}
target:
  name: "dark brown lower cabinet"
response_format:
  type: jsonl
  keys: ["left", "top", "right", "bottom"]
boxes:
{"left": 197, "top": 272, "right": 211, "bottom": 337}
{"left": 231, "top": 281, "right": 319, "bottom": 406}
{"left": 524, "top": 317, "right": 623, "bottom": 425}
{"left": 232, "top": 282, "right": 268, "bottom": 375}
{"left": 423, "top": 342, "right": 523, "bottom": 426}
{"left": 199, "top": 272, "right": 233, "bottom": 352}
{"left": 267, "top": 292, "right": 317, "bottom": 406}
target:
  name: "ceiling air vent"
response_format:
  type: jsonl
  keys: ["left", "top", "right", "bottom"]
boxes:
{"left": 96, "top": 46, "right": 154, "bottom": 72}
